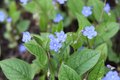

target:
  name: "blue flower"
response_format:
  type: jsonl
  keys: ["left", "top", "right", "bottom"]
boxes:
{"left": 104, "top": 3, "right": 110, "bottom": 13}
{"left": 82, "top": 26, "right": 97, "bottom": 39}
{"left": 49, "top": 34, "right": 55, "bottom": 40}
{"left": 49, "top": 35, "right": 62, "bottom": 52}
{"left": 52, "top": 0, "right": 56, "bottom": 5}
{"left": 56, "top": 0, "right": 67, "bottom": 4}
{"left": 22, "top": 31, "right": 31, "bottom": 43}
{"left": 102, "top": 71, "right": 120, "bottom": 80}
{"left": 20, "top": 0, "right": 28, "bottom": 5}
{"left": 82, "top": 6, "right": 92, "bottom": 17}
{"left": 0, "top": 11, "right": 6, "bottom": 22}
{"left": 6, "top": 17, "right": 12, "bottom": 23}
{"left": 55, "top": 31, "right": 67, "bottom": 42}
{"left": 53, "top": 14, "right": 63, "bottom": 23}
{"left": 49, "top": 31, "right": 67, "bottom": 52}
{"left": 19, "top": 44, "right": 26, "bottom": 53}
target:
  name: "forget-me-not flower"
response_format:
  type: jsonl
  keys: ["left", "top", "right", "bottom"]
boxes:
{"left": 49, "top": 34, "right": 55, "bottom": 40}
{"left": 22, "top": 31, "right": 31, "bottom": 43}
{"left": 104, "top": 3, "right": 110, "bottom": 13}
{"left": 55, "top": 31, "right": 67, "bottom": 42}
{"left": 49, "top": 31, "right": 67, "bottom": 52}
{"left": 102, "top": 71, "right": 120, "bottom": 80}
{"left": 0, "top": 11, "right": 6, "bottom": 22}
{"left": 82, "top": 6, "right": 92, "bottom": 17}
{"left": 19, "top": 44, "right": 26, "bottom": 53}
{"left": 56, "top": 0, "right": 67, "bottom": 4}
{"left": 52, "top": 0, "right": 56, "bottom": 5}
{"left": 49, "top": 38, "right": 62, "bottom": 52}
{"left": 20, "top": 0, "right": 28, "bottom": 5}
{"left": 82, "top": 26, "right": 97, "bottom": 39}
{"left": 53, "top": 14, "right": 63, "bottom": 23}
{"left": 6, "top": 17, "right": 12, "bottom": 23}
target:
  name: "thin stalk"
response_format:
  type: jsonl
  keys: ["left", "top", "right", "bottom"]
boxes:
{"left": 47, "top": 51, "right": 55, "bottom": 80}
{"left": 99, "top": 0, "right": 107, "bottom": 22}
{"left": 86, "top": 37, "right": 91, "bottom": 48}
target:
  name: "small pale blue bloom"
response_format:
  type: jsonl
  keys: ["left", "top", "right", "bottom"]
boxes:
{"left": 53, "top": 14, "right": 63, "bottom": 23}
{"left": 49, "top": 35, "right": 62, "bottom": 52}
{"left": 22, "top": 31, "right": 31, "bottom": 43}
{"left": 102, "top": 71, "right": 120, "bottom": 80}
{"left": 19, "top": 44, "right": 26, "bottom": 53}
{"left": 82, "top": 26, "right": 97, "bottom": 39}
{"left": 104, "top": 3, "right": 110, "bottom": 13}
{"left": 52, "top": 0, "right": 56, "bottom": 5}
{"left": 82, "top": 6, "right": 92, "bottom": 17}
{"left": 56, "top": 0, "right": 67, "bottom": 4}
{"left": 49, "top": 34, "right": 55, "bottom": 40}
{"left": 6, "top": 17, "right": 12, "bottom": 23}
{"left": 0, "top": 11, "right": 6, "bottom": 22}
{"left": 20, "top": 0, "right": 28, "bottom": 5}
{"left": 55, "top": 31, "right": 67, "bottom": 42}
{"left": 49, "top": 31, "right": 67, "bottom": 52}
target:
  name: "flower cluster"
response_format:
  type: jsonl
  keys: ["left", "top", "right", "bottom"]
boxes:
{"left": 49, "top": 31, "right": 67, "bottom": 52}
{"left": 102, "top": 71, "right": 120, "bottom": 80}
{"left": 22, "top": 31, "right": 31, "bottom": 43}
{"left": 53, "top": 14, "right": 63, "bottom": 23}
{"left": 0, "top": 11, "right": 6, "bottom": 22}
{"left": 20, "top": 0, "right": 28, "bottom": 5}
{"left": 82, "top": 26, "right": 97, "bottom": 39}
{"left": 82, "top": 6, "right": 92, "bottom": 17}
{"left": 104, "top": 3, "right": 110, "bottom": 13}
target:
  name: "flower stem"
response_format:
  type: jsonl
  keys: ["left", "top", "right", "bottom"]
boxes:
{"left": 99, "top": 0, "right": 107, "bottom": 22}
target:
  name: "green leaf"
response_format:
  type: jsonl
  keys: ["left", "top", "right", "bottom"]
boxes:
{"left": 39, "top": 15, "right": 48, "bottom": 31}
{"left": 24, "top": 41, "right": 48, "bottom": 67}
{"left": 108, "top": 47, "right": 120, "bottom": 63}
{"left": 96, "top": 43, "right": 108, "bottom": 60}
{"left": 52, "top": 21, "right": 63, "bottom": 33}
{"left": 23, "top": 1, "right": 37, "bottom": 13}
{"left": 40, "top": 33, "right": 50, "bottom": 51}
{"left": 17, "top": 20, "right": 30, "bottom": 33}
{"left": 88, "top": 60, "right": 105, "bottom": 80}
{"left": 9, "top": 1, "right": 20, "bottom": 23}
{"left": 114, "top": 5, "right": 120, "bottom": 18}
{"left": 66, "top": 49, "right": 100, "bottom": 75}
{"left": 67, "top": 0, "right": 84, "bottom": 16}
{"left": 87, "top": 0, "right": 104, "bottom": 22}
{"left": 32, "top": 0, "right": 56, "bottom": 31}
{"left": 67, "top": 32, "right": 83, "bottom": 50}
{"left": 77, "top": 14, "right": 91, "bottom": 31}
{"left": 56, "top": 41, "right": 70, "bottom": 62}
{"left": 31, "top": 59, "right": 41, "bottom": 78}
{"left": 87, "top": 0, "right": 115, "bottom": 22}
{"left": 58, "top": 63, "right": 80, "bottom": 80}
{"left": 32, "top": 34, "right": 50, "bottom": 51}
{"left": 34, "top": 0, "right": 56, "bottom": 19}
{"left": 39, "top": 75, "right": 45, "bottom": 80}
{"left": 0, "top": 58, "right": 32, "bottom": 80}
{"left": 95, "top": 22, "right": 119, "bottom": 44}
{"left": 33, "top": 34, "right": 43, "bottom": 46}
